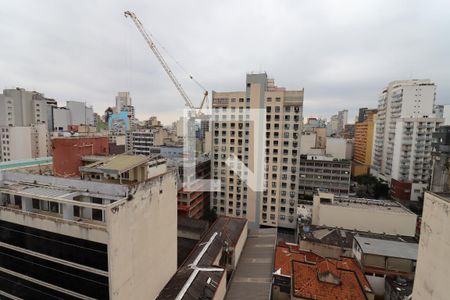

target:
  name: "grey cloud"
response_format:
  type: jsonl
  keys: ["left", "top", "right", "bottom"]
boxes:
{"left": 1, "top": 0, "right": 449, "bottom": 125}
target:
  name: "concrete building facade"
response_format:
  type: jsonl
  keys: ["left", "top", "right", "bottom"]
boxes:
{"left": 371, "top": 79, "right": 443, "bottom": 201}
{"left": 412, "top": 192, "right": 450, "bottom": 300}
{"left": 0, "top": 157, "right": 177, "bottom": 299}
{"left": 352, "top": 110, "right": 377, "bottom": 176}
{"left": 211, "top": 73, "right": 303, "bottom": 228}
{"left": 312, "top": 191, "right": 417, "bottom": 237}
{"left": 298, "top": 154, "right": 351, "bottom": 198}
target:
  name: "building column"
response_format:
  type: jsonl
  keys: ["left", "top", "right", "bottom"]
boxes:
{"left": 63, "top": 203, "right": 74, "bottom": 221}
{"left": 22, "top": 197, "right": 33, "bottom": 212}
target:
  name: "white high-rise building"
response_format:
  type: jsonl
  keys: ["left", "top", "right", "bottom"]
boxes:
{"left": 337, "top": 109, "right": 348, "bottom": 135}
{"left": 115, "top": 91, "right": 132, "bottom": 113}
{"left": 371, "top": 79, "right": 443, "bottom": 201}
{"left": 0, "top": 124, "right": 50, "bottom": 162}
{"left": 211, "top": 73, "right": 303, "bottom": 228}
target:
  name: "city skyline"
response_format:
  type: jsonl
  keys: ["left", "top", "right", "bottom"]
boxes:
{"left": 1, "top": 0, "right": 449, "bottom": 124}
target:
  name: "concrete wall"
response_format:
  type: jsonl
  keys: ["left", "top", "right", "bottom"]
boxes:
{"left": 412, "top": 192, "right": 450, "bottom": 300}
{"left": 326, "top": 138, "right": 352, "bottom": 159}
{"left": 312, "top": 197, "right": 417, "bottom": 236}
{"left": 107, "top": 171, "right": 177, "bottom": 299}
{"left": 0, "top": 206, "right": 108, "bottom": 243}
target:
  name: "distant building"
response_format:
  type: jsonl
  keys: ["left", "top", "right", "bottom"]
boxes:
{"left": 343, "top": 124, "right": 355, "bottom": 139}
{"left": 0, "top": 155, "right": 177, "bottom": 299}
{"left": 370, "top": 79, "right": 443, "bottom": 202}
{"left": 358, "top": 107, "right": 378, "bottom": 123}
{"left": 108, "top": 111, "right": 130, "bottom": 134}
{"left": 115, "top": 91, "right": 132, "bottom": 113}
{"left": 312, "top": 191, "right": 417, "bottom": 237}
{"left": 298, "top": 154, "right": 351, "bottom": 198}
{"left": 353, "top": 110, "right": 377, "bottom": 176}
{"left": 0, "top": 123, "right": 50, "bottom": 162}
{"left": 430, "top": 125, "right": 450, "bottom": 192}
{"left": 412, "top": 192, "right": 450, "bottom": 300}
{"left": 52, "top": 135, "right": 109, "bottom": 177}
{"left": 52, "top": 101, "right": 95, "bottom": 131}
{"left": 337, "top": 109, "right": 348, "bottom": 135}
{"left": 0, "top": 88, "right": 56, "bottom": 128}
{"left": 326, "top": 137, "right": 353, "bottom": 159}
{"left": 272, "top": 241, "right": 374, "bottom": 300}
{"left": 126, "top": 129, "right": 154, "bottom": 156}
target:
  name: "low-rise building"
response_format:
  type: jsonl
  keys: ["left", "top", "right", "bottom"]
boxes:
{"left": 0, "top": 155, "right": 177, "bottom": 299}
{"left": 51, "top": 135, "right": 109, "bottom": 177}
{"left": 312, "top": 191, "right": 417, "bottom": 237}
{"left": 297, "top": 225, "right": 417, "bottom": 260}
{"left": 298, "top": 155, "right": 351, "bottom": 198}
{"left": 412, "top": 192, "right": 450, "bottom": 300}
{"left": 157, "top": 217, "right": 248, "bottom": 300}
{"left": 272, "top": 241, "right": 374, "bottom": 300}
{"left": 353, "top": 236, "right": 418, "bottom": 279}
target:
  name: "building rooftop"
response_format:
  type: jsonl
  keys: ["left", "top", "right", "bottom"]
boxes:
{"left": 81, "top": 154, "right": 149, "bottom": 174}
{"left": 0, "top": 157, "right": 52, "bottom": 171}
{"left": 157, "top": 217, "right": 247, "bottom": 300}
{"left": 354, "top": 236, "right": 418, "bottom": 260}
{"left": 273, "top": 241, "right": 373, "bottom": 300}
{"left": 320, "top": 193, "right": 415, "bottom": 214}
{"left": 298, "top": 225, "right": 417, "bottom": 250}
{"left": 225, "top": 228, "right": 277, "bottom": 300}
{"left": 292, "top": 260, "right": 367, "bottom": 300}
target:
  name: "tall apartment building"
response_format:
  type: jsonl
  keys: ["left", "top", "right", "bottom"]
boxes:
{"left": 211, "top": 73, "right": 303, "bottom": 228}
{"left": 115, "top": 91, "right": 132, "bottom": 113}
{"left": 412, "top": 192, "right": 450, "bottom": 300}
{"left": 0, "top": 155, "right": 177, "bottom": 299}
{"left": 371, "top": 79, "right": 444, "bottom": 201}
{"left": 352, "top": 110, "right": 377, "bottom": 176}
{"left": 0, "top": 124, "right": 50, "bottom": 162}
{"left": 0, "top": 88, "right": 57, "bottom": 129}
{"left": 337, "top": 109, "right": 348, "bottom": 134}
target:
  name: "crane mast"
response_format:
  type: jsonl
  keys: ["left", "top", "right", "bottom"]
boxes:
{"left": 124, "top": 11, "right": 207, "bottom": 110}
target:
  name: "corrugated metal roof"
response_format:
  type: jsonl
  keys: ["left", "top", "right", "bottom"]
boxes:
{"left": 354, "top": 236, "right": 418, "bottom": 260}
{"left": 96, "top": 155, "right": 149, "bottom": 173}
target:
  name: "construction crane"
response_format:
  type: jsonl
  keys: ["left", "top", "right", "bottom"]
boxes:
{"left": 124, "top": 11, "right": 208, "bottom": 111}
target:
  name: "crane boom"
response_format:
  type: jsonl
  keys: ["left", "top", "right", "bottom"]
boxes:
{"left": 124, "top": 11, "right": 196, "bottom": 109}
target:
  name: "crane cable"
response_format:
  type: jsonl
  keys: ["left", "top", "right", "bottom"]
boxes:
{"left": 145, "top": 29, "right": 208, "bottom": 94}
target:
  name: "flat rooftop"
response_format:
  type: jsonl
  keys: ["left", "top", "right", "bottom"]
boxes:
{"left": 299, "top": 225, "right": 418, "bottom": 249}
{"left": 80, "top": 154, "right": 149, "bottom": 174}
{"left": 326, "top": 196, "right": 415, "bottom": 214}
{"left": 354, "top": 236, "right": 418, "bottom": 260}
{"left": 225, "top": 228, "right": 277, "bottom": 300}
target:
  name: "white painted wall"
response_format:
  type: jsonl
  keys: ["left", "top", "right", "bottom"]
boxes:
{"left": 312, "top": 195, "right": 417, "bottom": 236}
{"left": 412, "top": 192, "right": 450, "bottom": 300}
{"left": 107, "top": 171, "right": 177, "bottom": 299}
{"left": 326, "top": 138, "right": 352, "bottom": 159}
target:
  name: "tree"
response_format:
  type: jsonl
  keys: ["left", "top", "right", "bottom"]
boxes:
{"left": 202, "top": 207, "right": 217, "bottom": 223}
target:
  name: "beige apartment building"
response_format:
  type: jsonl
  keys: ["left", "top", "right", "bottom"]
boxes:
{"left": 211, "top": 73, "right": 303, "bottom": 228}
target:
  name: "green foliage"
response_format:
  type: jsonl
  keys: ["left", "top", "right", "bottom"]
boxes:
{"left": 202, "top": 207, "right": 217, "bottom": 223}
{"left": 354, "top": 174, "right": 389, "bottom": 199}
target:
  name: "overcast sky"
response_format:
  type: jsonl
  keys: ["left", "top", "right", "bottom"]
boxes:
{"left": 1, "top": 0, "right": 449, "bottom": 124}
